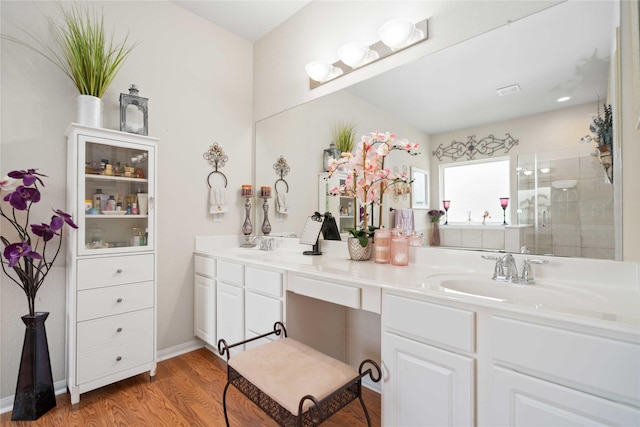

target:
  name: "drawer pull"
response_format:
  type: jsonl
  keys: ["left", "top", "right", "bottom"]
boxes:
{"left": 116, "top": 327, "right": 123, "bottom": 332}
{"left": 116, "top": 298, "right": 123, "bottom": 303}
{"left": 116, "top": 356, "right": 122, "bottom": 362}
{"left": 116, "top": 268, "right": 123, "bottom": 274}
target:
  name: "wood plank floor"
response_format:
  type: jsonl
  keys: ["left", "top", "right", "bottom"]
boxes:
{"left": 1, "top": 348, "right": 381, "bottom": 426}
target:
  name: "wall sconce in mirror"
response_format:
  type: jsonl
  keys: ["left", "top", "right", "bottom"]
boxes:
{"left": 410, "top": 166, "right": 429, "bottom": 209}
{"left": 306, "top": 19, "right": 428, "bottom": 88}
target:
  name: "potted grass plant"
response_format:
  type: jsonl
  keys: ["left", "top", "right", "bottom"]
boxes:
{"left": 331, "top": 120, "right": 357, "bottom": 154}
{"left": 2, "top": 2, "right": 137, "bottom": 127}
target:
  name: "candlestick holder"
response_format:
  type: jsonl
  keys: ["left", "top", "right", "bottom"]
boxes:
{"left": 500, "top": 197, "right": 509, "bottom": 225}
{"left": 241, "top": 196, "right": 255, "bottom": 247}
{"left": 261, "top": 197, "right": 271, "bottom": 235}
{"left": 442, "top": 200, "right": 450, "bottom": 225}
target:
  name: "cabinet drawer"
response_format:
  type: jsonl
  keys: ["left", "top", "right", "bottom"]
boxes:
{"left": 77, "top": 309, "right": 153, "bottom": 353}
{"left": 245, "top": 267, "right": 282, "bottom": 297}
{"left": 217, "top": 260, "right": 244, "bottom": 286}
{"left": 77, "top": 282, "right": 154, "bottom": 321}
{"left": 194, "top": 255, "right": 216, "bottom": 278}
{"left": 77, "top": 337, "right": 153, "bottom": 384}
{"left": 290, "top": 275, "right": 360, "bottom": 309}
{"left": 383, "top": 292, "right": 475, "bottom": 353}
{"left": 492, "top": 316, "right": 640, "bottom": 406}
{"left": 246, "top": 291, "right": 282, "bottom": 336}
{"left": 77, "top": 254, "right": 154, "bottom": 290}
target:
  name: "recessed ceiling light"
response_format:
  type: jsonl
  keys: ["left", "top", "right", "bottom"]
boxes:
{"left": 496, "top": 84, "right": 521, "bottom": 96}
{"left": 556, "top": 96, "right": 571, "bottom": 102}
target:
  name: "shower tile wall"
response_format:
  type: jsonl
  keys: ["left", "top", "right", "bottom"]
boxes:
{"left": 518, "top": 154, "right": 614, "bottom": 259}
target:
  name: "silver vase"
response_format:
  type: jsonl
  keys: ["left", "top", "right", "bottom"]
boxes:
{"left": 347, "top": 237, "right": 372, "bottom": 261}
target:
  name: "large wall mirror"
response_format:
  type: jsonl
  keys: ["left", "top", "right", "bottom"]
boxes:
{"left": 255, "top": 1, "right": 620, "bottom": 260}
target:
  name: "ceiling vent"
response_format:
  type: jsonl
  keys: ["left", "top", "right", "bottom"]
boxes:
{"left": 496, "top": 84, "right": 521, "bottom": 96}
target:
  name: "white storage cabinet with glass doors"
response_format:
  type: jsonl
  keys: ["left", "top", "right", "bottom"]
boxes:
{"left": 65, "top": 124, "right": 158, "bottom": 405}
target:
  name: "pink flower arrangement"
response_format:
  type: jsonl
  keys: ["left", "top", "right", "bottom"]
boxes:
{"left": 328, "top": 131, "right": 419, "bottom": 237}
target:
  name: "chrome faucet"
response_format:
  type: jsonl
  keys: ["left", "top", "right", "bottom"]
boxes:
{"left": 500, "top": 253, "right": 519, "bottom": 282}
{"left": 482, "top": 253, "right": 548, "bottom": 284}
{"left": 249, "top": 236, "right": 274, "bottom": 251}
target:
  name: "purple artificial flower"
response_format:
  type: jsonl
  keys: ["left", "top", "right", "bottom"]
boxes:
{"left": 3, "top": 186, "right": 41, "bottom": 210}
{"left": 3, "top": 242, "right": 42, "bottom": 268}
{"left": 53, "top": 209, "right": 78, "bottom": 229}
{"left": 8, "top": 169, "right": 46, "bottom": 187}
{"left": 31, "top": 222, "right": 57, "bottom": 242}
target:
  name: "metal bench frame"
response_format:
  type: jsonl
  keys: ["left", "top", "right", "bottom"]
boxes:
{"left": 218, "top": 322, "right": 381, "bottom": 427}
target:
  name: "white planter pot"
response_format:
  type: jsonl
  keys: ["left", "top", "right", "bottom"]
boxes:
{"left": 76, "top": 95, "right": 104, "bottom": 128}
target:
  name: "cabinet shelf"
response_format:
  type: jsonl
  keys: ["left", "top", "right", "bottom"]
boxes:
{"left": 86, "top": 174, "right": 148, "bottom": 183}
{"left": 87, "top": 214, "right": 149, "bottom": 219}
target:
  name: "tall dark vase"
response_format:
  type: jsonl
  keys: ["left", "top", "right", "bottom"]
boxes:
{"left": 11, "top": 312, "right": 56, "bottom": 421}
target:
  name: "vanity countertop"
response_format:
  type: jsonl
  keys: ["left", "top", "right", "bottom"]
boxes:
{"left": 195, "top": 236, "right": 640, "bottom": 334}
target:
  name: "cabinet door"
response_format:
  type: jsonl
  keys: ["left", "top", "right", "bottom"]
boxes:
{"left": 217, "top": 282, "right": 244, "bottom": 355}
{"left": 194, "top": 275, "right": 216, "bottom": 346}
{"left": 245, "top": 291, "right": 282, "bottom": 349}
{"left": 492, "top": 366, "right": 640, "bottom": 426}
{"left": 383, "top": 331, "right": 474, "bottom": 427}
{"left": 76, "top": 134, "right": 156, "bottom": 256}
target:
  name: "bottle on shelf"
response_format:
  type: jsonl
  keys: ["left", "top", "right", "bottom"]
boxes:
{"left": 131, "top": 224, "right": 142, "bottom": 246}
{"left": 92, "top": 189, "right": 103, "bottom": 212}
{"left": 106, "top": 195, "right": 116, "bottom": 211}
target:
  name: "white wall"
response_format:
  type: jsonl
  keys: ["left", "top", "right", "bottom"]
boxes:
{"left": 0, "top": 0, "right": 253, "bottom": 400}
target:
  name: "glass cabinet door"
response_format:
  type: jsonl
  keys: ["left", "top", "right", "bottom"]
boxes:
{"left": 77, "top": 136, "right": 155, "bottom": 255}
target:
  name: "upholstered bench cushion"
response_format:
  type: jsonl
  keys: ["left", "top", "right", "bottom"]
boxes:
{"left": 228, "top": 338, "right": 358, "bottom": 415}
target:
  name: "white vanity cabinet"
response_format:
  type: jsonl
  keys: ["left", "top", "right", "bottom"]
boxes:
{"left": 207, "top": 258, "right": 285, "bottom": 356}
{"left": 65, "top": 124, "right": 158, "bottom": 405}
{"left": 216, "top": 260, "right": 245, "bottom": 355}
{"left": 490, "top": 315, "right": 640, "bottom": 425}
{"left": 382, "top": 292, "right": 476, "bottom": 426}
{"left": 194, "top": 255, "right": 216, "bottom": 346}
{"left": 245, "top": 266, "right": 284, "bottom": 348}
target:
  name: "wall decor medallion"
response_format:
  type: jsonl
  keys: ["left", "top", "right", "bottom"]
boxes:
{"left": 432, "top": 134, "right": 519, "bottom": 161}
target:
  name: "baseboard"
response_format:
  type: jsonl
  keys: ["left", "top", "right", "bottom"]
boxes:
{"left": 0, "top": 380, "right": 67, "bottom": 415}
{"left": 156, "top": 338, "right": 204, "bottom": 362}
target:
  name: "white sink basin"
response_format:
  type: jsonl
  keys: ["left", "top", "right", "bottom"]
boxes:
{"left": 427, "top": 274, "right": 605, "bottom": 308}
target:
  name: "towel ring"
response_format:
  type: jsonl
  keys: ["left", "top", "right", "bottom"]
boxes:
{"left": 203, "top": 142, "right": 229, "bottom": 188}
{"left": 207, "top": 170, "right": 228, "bottom": 188}
{"left": 274, "top": 178, "right": 289, "bottom": 194}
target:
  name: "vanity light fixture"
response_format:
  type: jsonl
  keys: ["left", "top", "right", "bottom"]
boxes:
{"left": 306, "top": 18, "right": 428, "bottom": 88}
{"left": 378, "top": 19, "right": 424, "bottom": 50}
{"left": 305, "top": 60, "right": 343, "bottom": 83}
{"left": 337, "top": 41, "right": 379, "bottom": 68}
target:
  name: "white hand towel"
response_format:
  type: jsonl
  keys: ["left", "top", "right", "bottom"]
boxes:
{"left": 209, "top": 187, "right": 228, "bottom": 214}
{"left": 276, "top": 192, "right": 288, "bottom": 214}
{"left": 217, "top": 188, "right": 228, "bottom": 213}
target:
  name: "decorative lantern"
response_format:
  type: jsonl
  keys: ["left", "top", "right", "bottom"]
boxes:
{"left": 323, "top": 142, "right": 341, "bottom": 172}
{"left": 119, "top": 84, "right": 148, "bottom": 135}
